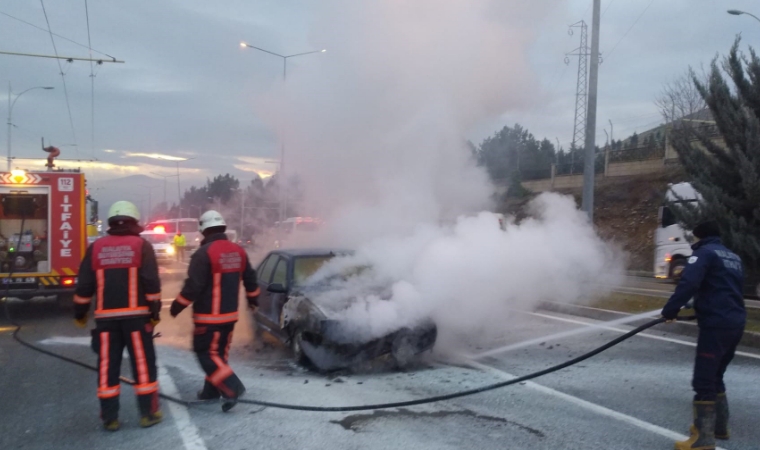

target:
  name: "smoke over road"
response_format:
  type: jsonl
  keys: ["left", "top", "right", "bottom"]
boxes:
{"left": 251, "top": 1, "right": 624, "bottom": 346}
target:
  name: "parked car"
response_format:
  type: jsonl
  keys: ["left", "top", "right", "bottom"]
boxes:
{"left": 140, "top": 230, "right": 175, "bottom": 263}
{"left": 253, "top": 248, "right": 437, "bottom": 371}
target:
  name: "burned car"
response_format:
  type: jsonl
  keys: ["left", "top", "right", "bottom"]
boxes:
{"left": 253, "top": 249, "right": 437, "bottom": 371}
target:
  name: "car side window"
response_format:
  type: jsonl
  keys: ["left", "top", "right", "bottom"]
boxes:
{"left": 257, "top": 255, "right": 277, "bottom": 284}
{"left": 271, "top": 257, "right": 288, "bottom": 286}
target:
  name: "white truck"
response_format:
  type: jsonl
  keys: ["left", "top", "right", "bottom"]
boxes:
{"left": 654, "top": 182, "right": 700, "bottom": 280}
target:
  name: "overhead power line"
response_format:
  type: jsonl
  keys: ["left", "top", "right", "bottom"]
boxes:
{"left": 602, "top": 0, "right": 616, "bottom": 18}
{"left": 40, "top": 0, "right": 78, "bottom": 156}
{"left": 605, "top": 0, "right": 655, "bottom": 60}
{"left": 0, "top": 10, "right": 116, "bottom": 59}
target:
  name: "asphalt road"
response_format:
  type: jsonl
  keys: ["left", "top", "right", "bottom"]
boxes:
{"left": 2, "top": 264, "right": 759, "bottom": 449}
{"left": 619, "top": 275, "right": 760, "bottom": 309}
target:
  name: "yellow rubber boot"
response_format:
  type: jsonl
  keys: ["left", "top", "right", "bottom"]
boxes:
{"left": 103, "top": 420, "right": 120, "bottom": 432}
{"left": 675, "top": 401, "right": 716, "bottom": 450}
{"left": 140, "top": 411, "right": 163, "bottom": 428}
{"left": 715, "top": 393, "right": 729, "bottom": 440}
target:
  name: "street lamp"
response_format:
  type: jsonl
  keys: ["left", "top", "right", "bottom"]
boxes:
{"left": 727, "top": 9, "right": 760, "bottom": 23}
{"left": 239, "top": 42, "right": 326, "bottom": 227}
{"left": 7, "top": 84, "right": 54, "bottom": 171}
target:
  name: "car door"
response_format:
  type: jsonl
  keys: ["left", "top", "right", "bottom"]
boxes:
{"left": 267, "top": 256, "right": 291, "bottom": 327}
{"left": 255, "top": 254, "right": 278, "bottom": 320}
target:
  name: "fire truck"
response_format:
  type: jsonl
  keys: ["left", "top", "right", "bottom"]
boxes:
{"left": 0, "top": 168, "right": 90, "bottom": 301}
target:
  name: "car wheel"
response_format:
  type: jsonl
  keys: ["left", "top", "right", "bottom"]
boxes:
{"left": 290, "top": 328, "right": 309, "bottom": 365}
{"left": 670, "top": 258, "right": 687, "bottom": 282}
{"left": 392, "top": 331, "right": 417, "bottom": 370}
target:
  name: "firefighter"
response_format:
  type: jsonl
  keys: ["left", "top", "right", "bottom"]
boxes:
{"left": 73, "top": 201, "right": 163, "bottom": 431}
{"left": 173, "top": 230, "right": 186, "bottom": 262}
{"left": 661, "top": 220, "right": 746, "bottom": 450}
{"left": 169, "top": 210, "right": 259, "bottom": 412}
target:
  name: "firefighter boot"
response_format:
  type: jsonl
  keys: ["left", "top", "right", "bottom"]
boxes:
{"left": 197, "top": 381, "right": 220, "bottom": 400}
{"left": 138, "top": 392, "right": 163, "bottom": 428}
{"left": 100, "top": 397, "right": 120, "bottom": 432}
{"left": 140, "top": 411, "right": 164, "bottom": 428}
{"left": 103, "top": 420, "right": 120, "bottom": 432}
{"left": 675, "top": 401, "right": 716, "bottom": 450}
{"left": 715, "top": 393, "right": 729, "bottom": 440}
{"left": 221, "top": 383, "right": 246, "bottom": 412}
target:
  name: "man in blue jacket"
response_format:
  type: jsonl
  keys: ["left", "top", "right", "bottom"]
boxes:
{"left": 661, "top": 220, "right": 746, "bottom": 450}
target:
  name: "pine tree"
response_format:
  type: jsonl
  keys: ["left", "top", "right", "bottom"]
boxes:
{"left": 670, "top": 38, "right": 760, "bottom": 268}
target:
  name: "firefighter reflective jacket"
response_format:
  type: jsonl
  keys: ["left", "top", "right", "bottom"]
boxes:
{"left": 174, "top": 233, "right": 186, "bottom": 247}
{"left": 74, "top": 226, "right": 162, "bottom": 321}
{"left": 170, "top": 232, "right": 259, "bottom": 325}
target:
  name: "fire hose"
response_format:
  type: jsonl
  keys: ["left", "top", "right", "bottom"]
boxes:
{"left": 1, "top": 298, "right": 694, "bottom": 412}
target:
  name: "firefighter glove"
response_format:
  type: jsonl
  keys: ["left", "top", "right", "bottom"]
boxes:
{"left": 149, "top": 300, "right": 161, "bottom": 324}
{"left": 170, "top": 300, "right": 184, "bottom": 318}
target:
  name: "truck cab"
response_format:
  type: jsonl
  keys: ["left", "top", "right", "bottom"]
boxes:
{"left": 654, "top": 182, "right": 699, "bottom": 280}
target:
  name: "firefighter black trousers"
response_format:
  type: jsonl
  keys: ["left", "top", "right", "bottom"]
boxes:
{"left": 92, "top": 318, "right": 159, "bottom": 422}
{"left": 193, "top": 324, "right": 245, "bottom": 399}
{"left": 692, "top": 327, "right": 744, "bottom": 401}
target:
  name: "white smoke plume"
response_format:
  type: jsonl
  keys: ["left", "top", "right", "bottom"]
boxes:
{"left": 250, "top": 1, "right": 624, "bottom": 346}
{"left": 306, "top": 193, "right": 625, "bottom": 344}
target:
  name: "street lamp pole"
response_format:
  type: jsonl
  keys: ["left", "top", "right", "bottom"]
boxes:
{"left": 239, "top": 42, "right": 326, "bottom": 226}
{"left": 150, "top": 172, "right": 179, "bottom": 214}
{"left": 7, "top": 83, "right": 54, "bottom": 171}
{"left": 728, "top": 9, "right": 760, "bottom": 23}
{"left": 168, "top": 158, "right": 195, "bottom": 219}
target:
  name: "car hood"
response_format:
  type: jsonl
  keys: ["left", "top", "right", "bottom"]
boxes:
{"left": 293, "top": 277, "right": 393, "bottom": 319}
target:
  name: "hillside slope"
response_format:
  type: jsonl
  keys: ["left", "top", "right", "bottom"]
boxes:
{"left": 502, "top": 170, "right": 687, "bottom": 271}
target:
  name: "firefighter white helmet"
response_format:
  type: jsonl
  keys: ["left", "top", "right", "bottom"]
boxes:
{"left": 107, "top": 201, "right": 140, "bottom": 222}
{"left": 198, "top": 210, "right": 226, "bottom": 233}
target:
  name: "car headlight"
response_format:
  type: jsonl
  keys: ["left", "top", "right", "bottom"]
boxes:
{"left": 166, "top": 246, "right": 175, "bottom": 255}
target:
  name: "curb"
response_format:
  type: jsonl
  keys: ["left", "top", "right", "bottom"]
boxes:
{"left": 539, "top": 301, "right": 760, "bottom": 349}
{"left": 626, "top": 270, "right": 654, "bottom": 278}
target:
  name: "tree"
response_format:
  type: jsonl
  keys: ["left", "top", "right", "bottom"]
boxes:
{"left": 206, "top": 174, "right": 240, "bottom": 205}
{"left": 670, "top": 39, "right": 760, "bottom": 268}
{"left": 476, "top": 124, "right": 557, "bottom": 180}
{"left": 655, "top": 70, "right": 707, "bottom": 124}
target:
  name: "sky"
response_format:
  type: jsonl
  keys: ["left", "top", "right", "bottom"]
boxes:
{"left": 2, "top": 0, "right": 760, "bottom": 209}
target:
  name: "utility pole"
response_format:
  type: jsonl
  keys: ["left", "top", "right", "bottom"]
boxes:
{"left": 581, "top": 0, "right": 601, "bottom": 221}
{"left": 240, "top": 189, "right": 245, "bottom": 243}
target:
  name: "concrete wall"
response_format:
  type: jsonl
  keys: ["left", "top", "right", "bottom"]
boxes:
{"left": 521, "top": 158, "right": 668, "bottom": 192}
{"left": 606, "top": 158, "right": 665, "bottom": 177}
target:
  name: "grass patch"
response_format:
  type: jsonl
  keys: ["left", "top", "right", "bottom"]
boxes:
{"left": 591, "top": 292, "right": 760, "bottom": 334}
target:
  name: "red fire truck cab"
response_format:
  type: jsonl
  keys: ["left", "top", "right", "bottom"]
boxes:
{"left": 0, "top": 169, "right": 88, "bottom": 300}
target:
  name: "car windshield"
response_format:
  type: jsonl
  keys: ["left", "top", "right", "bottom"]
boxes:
{"left": 142, "top": 234, "right": 169, "bottom": 244}
{"left": 293, "top": 256, "right": 337, "bottom": 285}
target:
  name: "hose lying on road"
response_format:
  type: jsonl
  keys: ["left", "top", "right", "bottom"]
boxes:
{"left": 1, "top": 299, "right": 692, "bottom": 412}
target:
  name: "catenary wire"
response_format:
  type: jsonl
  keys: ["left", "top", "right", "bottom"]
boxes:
{"left": 40, "top": 0, "right": 78, "bottom": 157}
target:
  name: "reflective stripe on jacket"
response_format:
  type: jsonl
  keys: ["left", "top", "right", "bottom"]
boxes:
{"left": 75, "top": 232, "right": 162, "bottom": 321}
{"left": 171, "top": 233, "right": 258, "bottom": 325}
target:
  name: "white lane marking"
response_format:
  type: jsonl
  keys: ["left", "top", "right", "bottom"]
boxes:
{"left": 467, "top": 360, "right": 728, "bottom": 450}
{"left": 158, "top": 365, "right": 208, "bottom": 450}
{"left": 527, "top": 311, "right": 760, "bottom": 361}
{"left": 38, "top": 336, "right": 91, "bottom": 346}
